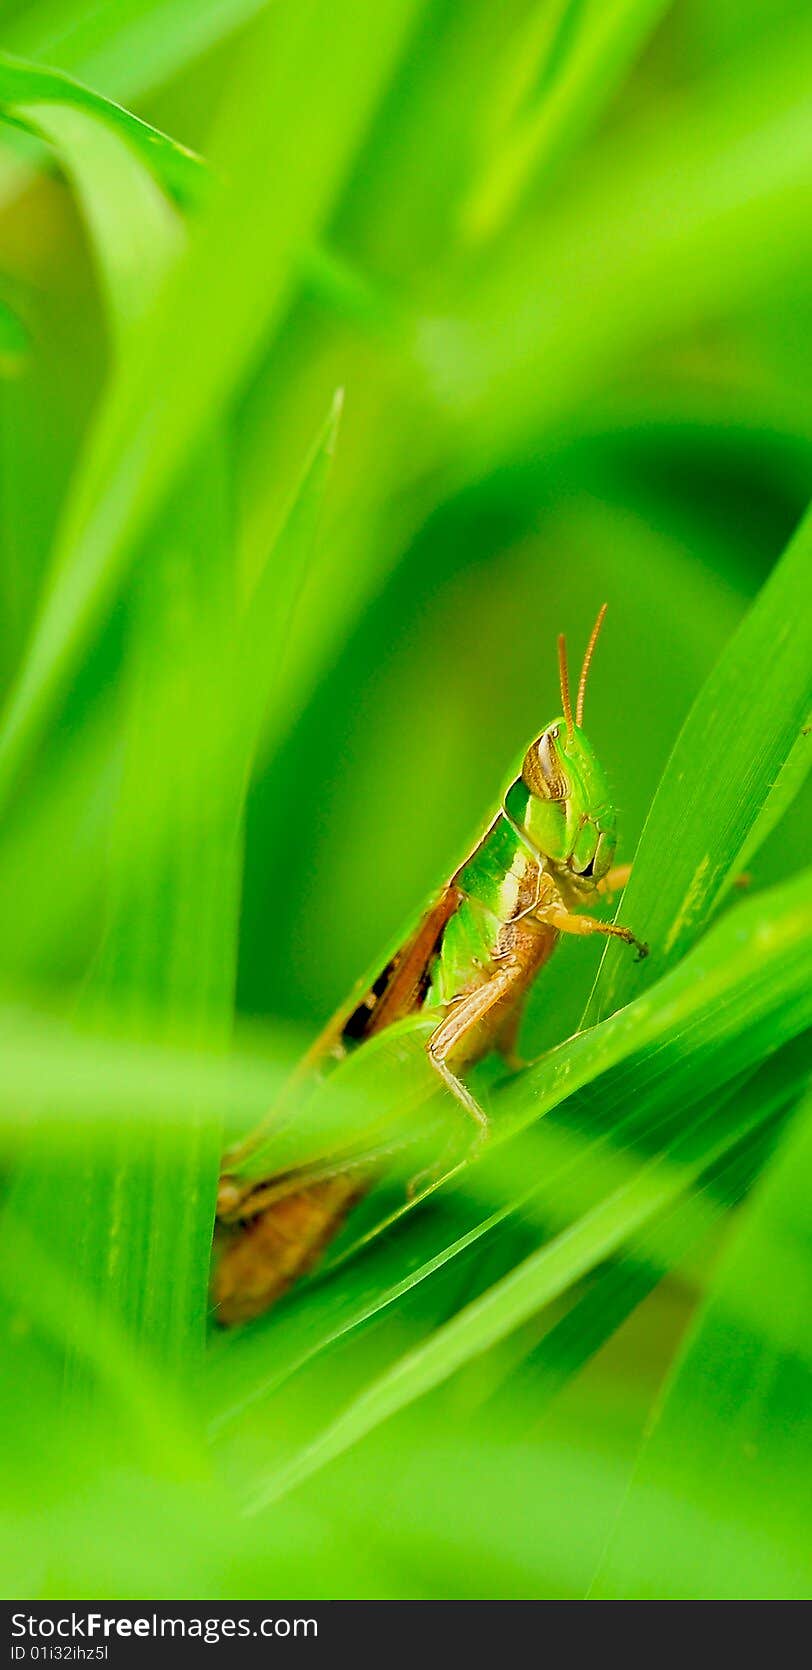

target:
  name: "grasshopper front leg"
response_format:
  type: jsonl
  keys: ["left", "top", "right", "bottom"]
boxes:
{"left": 539, "top": 898, "right": 648, "bottom": 960}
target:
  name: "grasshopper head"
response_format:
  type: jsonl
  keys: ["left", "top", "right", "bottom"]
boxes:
{"left": 505, "top": 606, "right": 617, "bottom": 889}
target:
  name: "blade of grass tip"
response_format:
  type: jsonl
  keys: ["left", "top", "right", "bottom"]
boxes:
{"left": 585, "top": 500, "right": 812, "bottom": 1025}
{"left": 0, "top": 51, "right": 207, "bottom": 208}
{"left": 460, "top": 0, "right": 590, "bottom": 177}
{"left": 231, "top": 871, "right": 812, "bottom": 1507}
{"left": 0, "top": 0, "right": 424, "bottom": 820}
{"left": 462, "top": 0, "right": 675, "bottom": 243}
{"left": 19, "top": 100, "right": 184, "bottom": 339}
{"left": 592, "top": 1083, "right": 812, "bottom": 1599}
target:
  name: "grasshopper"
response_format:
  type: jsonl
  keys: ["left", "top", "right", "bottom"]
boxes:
{"left": 212, "top": 605, "right": 647, "bottom": 1323}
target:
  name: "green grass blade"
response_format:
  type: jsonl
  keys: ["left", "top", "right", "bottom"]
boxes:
{"left": 0, "top": 0, "right": 423, "bottom": 817}
{"left": 21, "top": 100, "right": 183, "bottom": 337}
{"left": 5, "top": 0, "right": 274, "bottom": 105}
{"left": 734, "top": 714, "right": 812, "bottom": 880}
{"left": 432, "top": 25, "right": 812, "bottom": 469}
{"left": 587, "top": 501, "right": 812, "bottom": 1022}
{"left": 0, "top": 1210, "right": 204, "bottom": 1474}
{"left": 0, "top": 49, "right": 206, "bottom": 206}
{"left": 491, "top": 1057, "right": 807, "bottom": 1421}
{"left": 240, "top": 1048, "right": 802, "bottom": 1515}
{"left": 240, "top": 388, "right": 344, "bottom": 773}
{"left": 5, "top": 439, "right": 241, "bottom": 1364}
{"left": 593, "top": 1084, "right": 812, "bottom": 1599}
{"left": 463, "top": 0, "right": 674, "bottom": 242}
{"left": 205, "top": 1064, "right": 793, "bottom": 1440}
{"left": 0, "top": 996, "right": 287, "bottom": 1143}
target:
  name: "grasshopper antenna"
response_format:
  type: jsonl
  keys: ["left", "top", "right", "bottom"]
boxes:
{"left": 576, "top": 603, "right": 608, "bottom": 728}
{"left": 557, "top": 633, "right": 574, "bottom": 740}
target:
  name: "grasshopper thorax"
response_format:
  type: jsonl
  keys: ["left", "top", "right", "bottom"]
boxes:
{"left": 503, "top": 606, "right": 617, "bottom": 890}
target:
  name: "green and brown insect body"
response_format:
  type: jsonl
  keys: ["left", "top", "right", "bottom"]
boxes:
{"left": 213, "top": 606, "right": 647, "bottom": 1324}
{"left": 424, "top": 733, "right": 621, "bottom": 1085}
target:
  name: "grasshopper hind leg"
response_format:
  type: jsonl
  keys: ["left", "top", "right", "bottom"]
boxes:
{"left": 425, "top": 918, "right": 553, "bottom": 1115}
{"left": 407, "top": 965, "right": 526, "bottom": 1198}
{"left": 411, "top": 914, "right": 560, "bottom": 1196}
{"left": 427, "top": 1045, "right": 490, "bottom": 1132}
{"left": 423, "top": 958, "right": 534, "bottom": 1136}
{"left": 426, "top": 960, "right": 531, "bottom": 1129}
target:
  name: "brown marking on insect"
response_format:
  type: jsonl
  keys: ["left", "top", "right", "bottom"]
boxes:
{"left": 212, "top": 1174, "right": 363, "bottom": 1326}
{"left": 217, "top": 885, "right": 461, "bottom": 1224}
{"left": 212, "top": 886, "right": 463, "bottom": 1322}
{"left": 343, "top": 883, "right": 461, "bottom": 1041}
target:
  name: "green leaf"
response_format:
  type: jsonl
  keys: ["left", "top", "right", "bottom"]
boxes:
{"left": 587, "top": 500, "right": 812, "bottom": 1022}
{"left": 4, "top": 438, "right": 242, "bottom": 1364}
{"left": 4, "top": 0, "right": 275, "bottom": 107}
{"left": 428, "top": 23, "right": 812, "bottom": 468}
{"left": 0, "top": 994, "right": 288, "bottom": 1143}
{"left": 0, "top": 50, "right": 206, "bottom": 207}
{"left": 593, "top": 1084, "right": 812, "bottom": 1599}
{"left": 463, "top": 0, "right": 675, "bottom": 242}
{"left": 0, "top": 0, "right": 424, "bottom": 814}
{"left": 490, "top": 1052, "right": 807, "bottom": 1421}
{"left": 0, "top": 1210, "right": 203, "bottom": 1474}
{"left": 238, "top": 1057, "right": 798, "bottom": 1515}
{"left": 734, "top": 713, "right": 812, "bottom": 879}
{"left": 240, "top": 387, "right": 344, "bottom": 772}
{"left": 21, "top": 100, "right": 183, "bottom": 338}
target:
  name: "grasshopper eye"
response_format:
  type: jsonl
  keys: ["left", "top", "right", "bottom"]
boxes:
{"left": 522, "top": 730, "right": 569, "bottom": 801}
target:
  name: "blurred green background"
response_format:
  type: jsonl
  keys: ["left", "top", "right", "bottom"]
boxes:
{"left": 0, "top": 0, "right": 810, "bottom": 1600}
